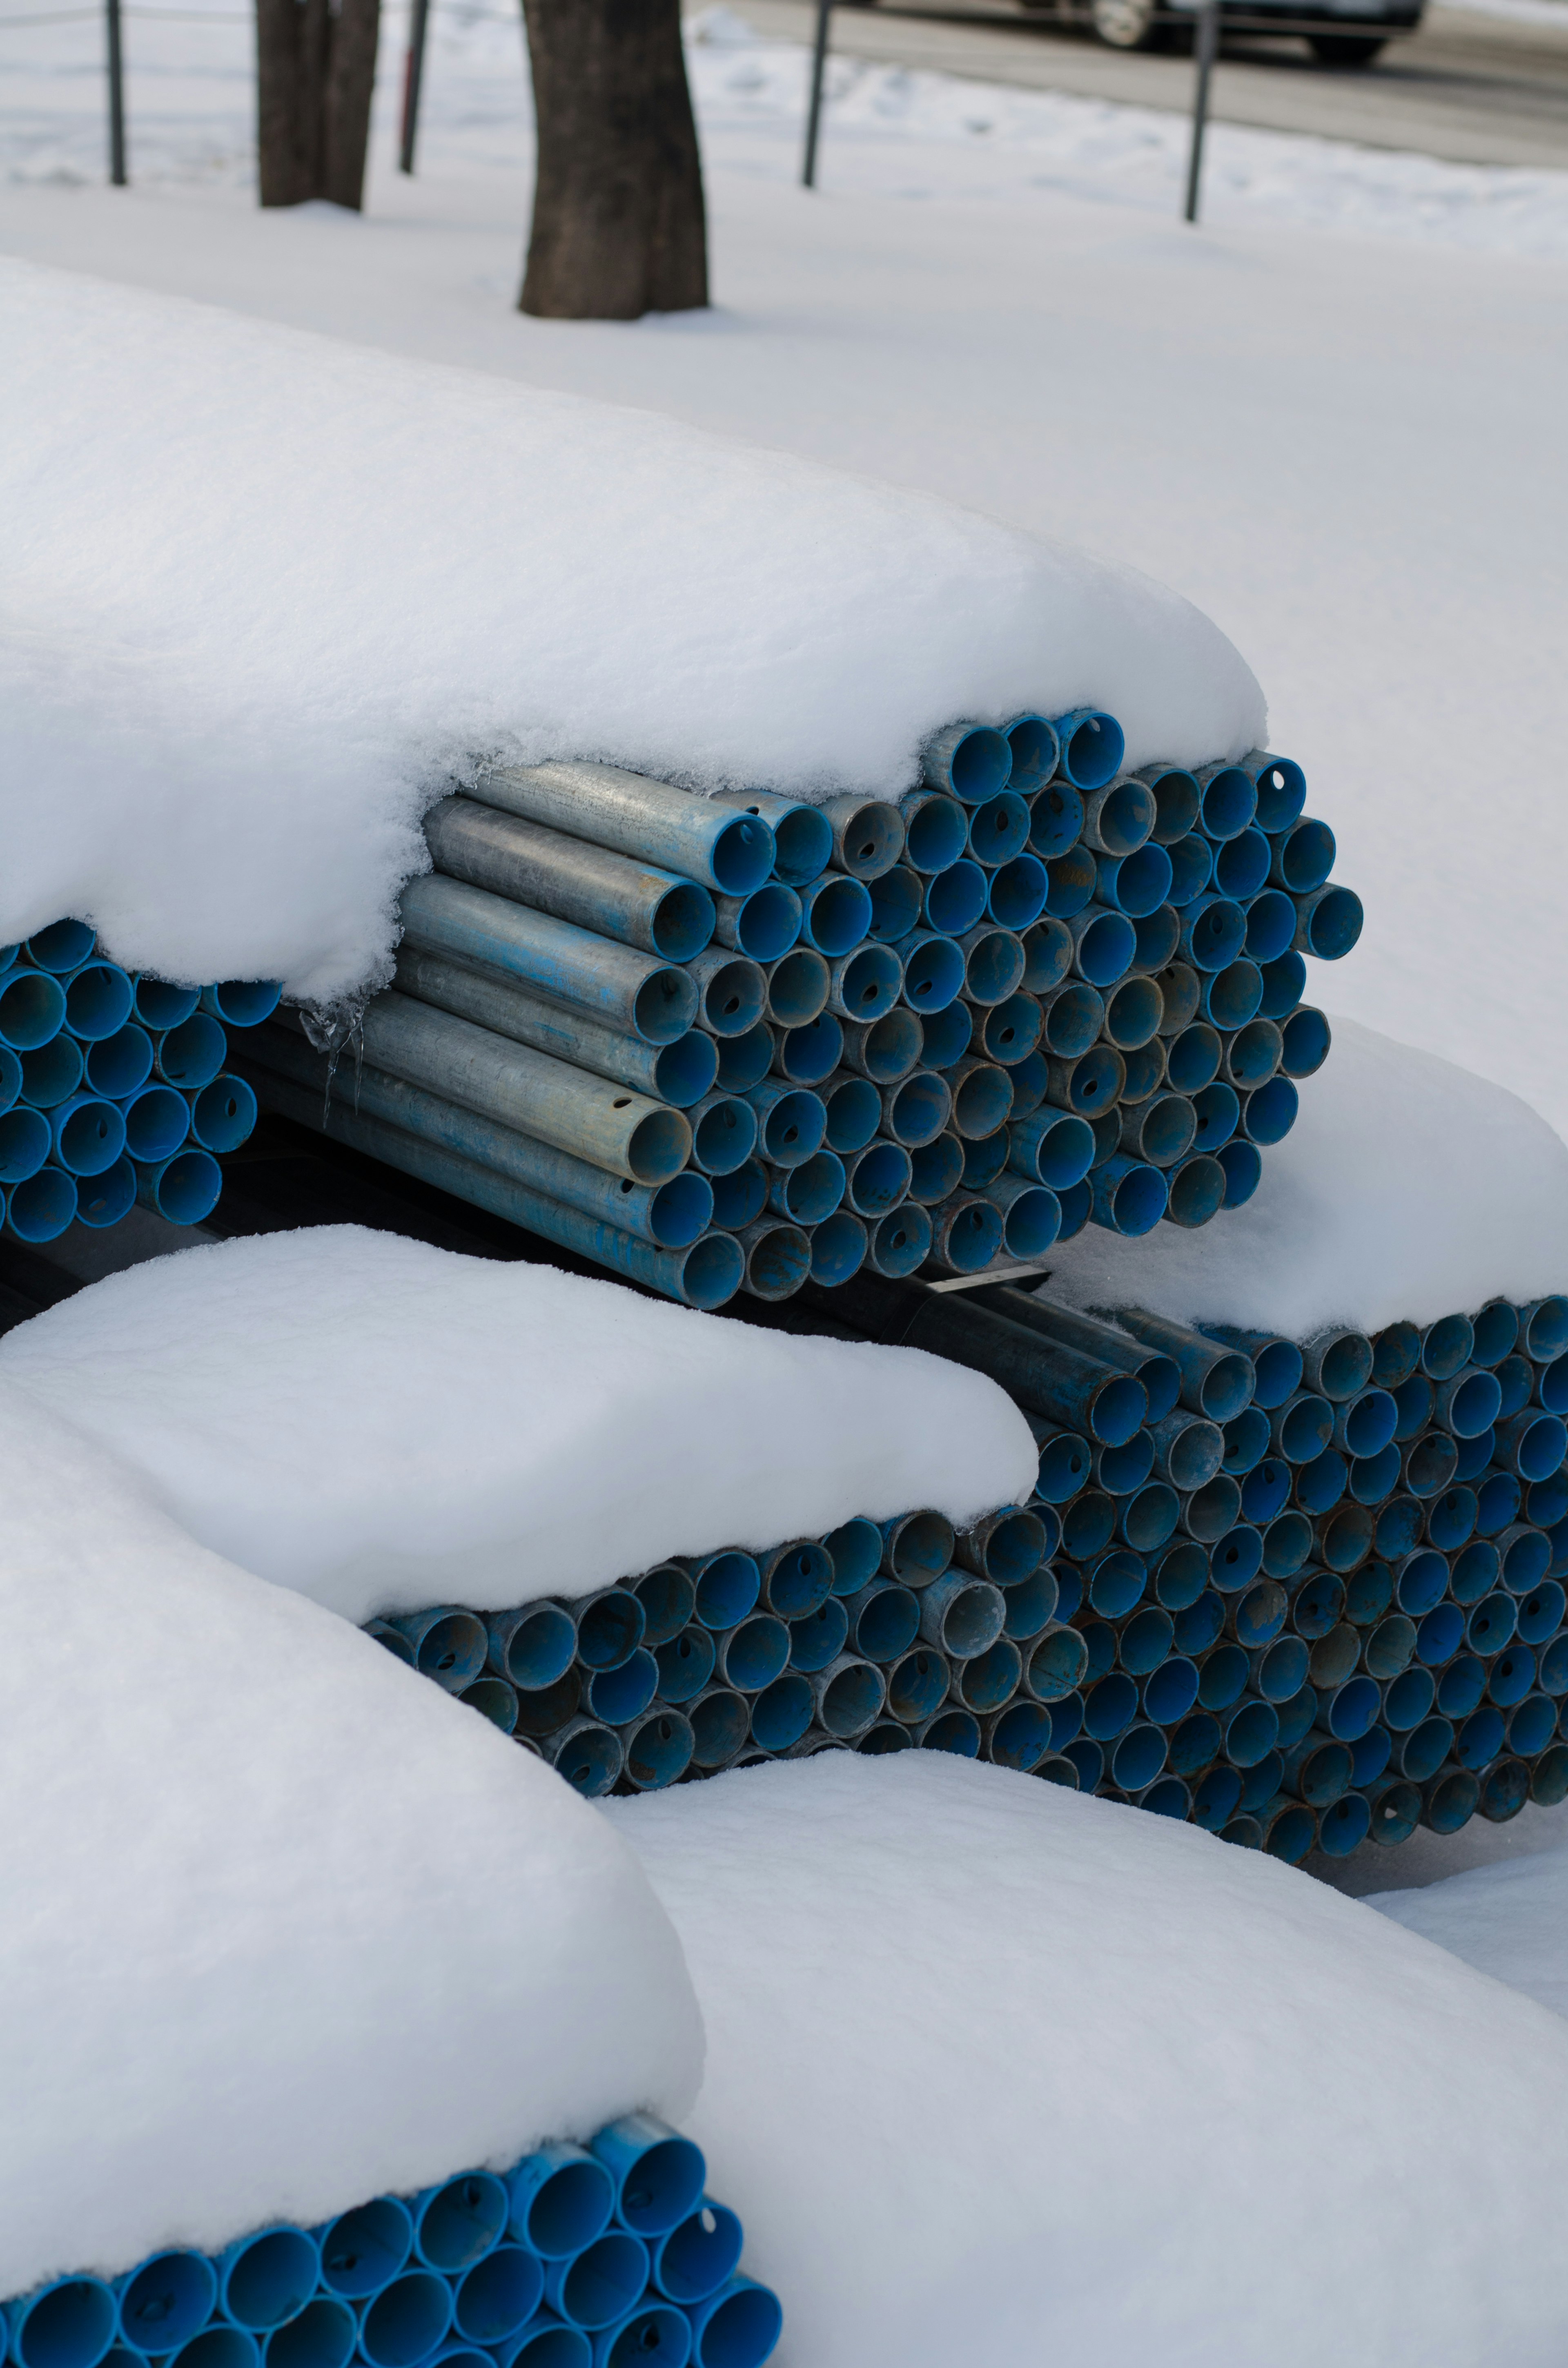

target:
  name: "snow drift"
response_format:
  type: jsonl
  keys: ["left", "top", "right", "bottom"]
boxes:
{"left": 609, "top": 1750, "right": 1568, "bottom": 2368}
{"left": 0, "top": 257, "right": 1263, "bottom": 1003}
{"left": 0, "top": 1380, "right": 701, "bottom": 2298}
{"left": 1368, "top": 1845, "right": 1568, "bottom": 2024}
{"left": 1041, "top": 1014, "right": 1568, "bottom": 1335}
{"left": 0, "top": 1225, "right": 1037, "bottom": 1621}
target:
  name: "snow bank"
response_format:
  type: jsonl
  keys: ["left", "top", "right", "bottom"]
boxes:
{"left": 1367, "top": 1845, "right": 1568, "bottom": 2022}
{"left": 608, "top": 1751, "right": 1568, "bottom": 2368}
{"left": 0, "top": 1380, "right": 701, "bottom": 2297}
{"left": 0, "top": 1225, "right": 1036, "bottom": 1622}
{"left": 1041, "top": 1015, "right": 1568, "bottom": 1335}
{"left": 0, "top": 257, "right": 1261, "bottom": 1002}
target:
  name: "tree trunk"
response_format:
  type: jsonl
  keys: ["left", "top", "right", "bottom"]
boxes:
{"left": 256, "top": 0, "right": 382, "bottom": 210}
{"left": 520, "top": 0, "right": 708, "bottom": 321}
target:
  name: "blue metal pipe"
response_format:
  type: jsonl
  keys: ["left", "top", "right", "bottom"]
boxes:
{"left": 1518, "top": 1295, "right": 1568, "bottom": 1360}
{"left": 1037, "top": 983, "right": 1105, "bottom": 1059}
{"left": 742, "top": 1078, "right": 826, "bottom": 1166}
{"left": 1292, "top": 884, "right": 1363, "bottom": 961}
{"left": 1267, "top": 815, "right": 1335, "bottom": 894}
{"left": 1102, "top": 977, "right": 1165, "bottom": 1053}
{"left": 761, "top": 948, "right": 828, "bottom": 1032}
{"left": 1201, "top": 961, "right": 1263, "bottom": 1033}
{"left": 1278, "top": 1004, "right": 1330, "bottom": 1080}
{"left": 132, "top": 976, "right": 200, "bottom": 1031}
{"left": 505, "top": 2147, "right": 615, "bottom": 2260}
{"left": 1217, "top": 1138, "right": 1262, "bottom": 1209}
{"left": 473, "top": 763, "right": 774, "bottom": 894}
{"left": 964, "top": 791, "right": 1030, "bottom": 871}
{"left": 1241, "top": 888, "right": 1296, "bottom": 966}
{"left": 545, "top": 1718, "right": 624, "bottom": 1797}
{"left": 821, "top": 795, "right": 906, "bottom": 882}
{"left": 899, "top": 790, "right": 969, "bottom": 875}
{"left": 878, "top": 1068, "right": 951, "bottom": 1147}
{"left": 19, "top": 1032, "right": 84, "bottom": 1110}
{"left": 1052, "top": 710, "right": 1125, "bottom": 791}
{"left": 1131, "top": 763, "right": 1200, "bottom": 845}
{"left": 0, "top": 968, "right": 65, "bottom": 1050}
{"left": 1043, "top": 846, "right": 1097, "bottom": 919}
{"left": 25, "top": 919, "right": 96, "bottom": 972}
{"left": 956, "top": 923, "right": 1026, "bottom": 1006}
{"left": 1130, "top": 903, "right": 1181, "bottom": 977}
{"left": 1163, "top": 1023, "right": 1221, "bottom": 1100}
{"left": 686, "top": 2278, "right": 782, "bottom": 2368}
{"left": 1178, "top": 896, "right": 1247, "bottom": 975}
{"left": 711, "top": 884, "right": 801, "bottom": 964}
{"left": 61, "top": 961, "right": 133, "bottom": 1044}
{"left": 766, "top": 1148, "right": 844, "bottom": 1224}
{"left": 927, "top": 1190, "right": 1004, "bottom": 1273}
{"left": 46, "top": 1093, "right": 124, "bottom": 1177}
{"left": 945, "top": 1056, "right": 1013, "bottom": 1140}
{"left": 825, "top": 942, "right": 902, "bottom": 1023}
{"left": 75, "top": 1155, "right": 136, "bottom": 1229}
{"left": 217, "top": 2231, "right": 321, "bottom": 2332}
{"left": 842, "top": 1138, "right": 912, "bottom": 1218}
{"left": 710, "top": 787, "right": 832, "bottom": 887}
{"left": 187, "top": 1073, "right": 256, "bottom": 1154}
{"left": 1079, "top": 777, "right": 1154, "bottom": 857}
{"left": 1211, "top": 828, "right": 1270, "bottom": 903}
{"left": 1114, "top": 1309, "right": 1255, "bottom": 1422}
{"left": 866, "top": 1199, "right": 932, "bottom": 1275}
{"left": 1063, "top": 905, "right": 1135, "bottom": 990}
{"left": 975, "top": 992, "right": 1043, "bottom": 1068}
{"left": 923, "top": 861, "right": 989, "bottom": 939}
{"left": 819, "top": 1068, "right": 882, "bottom": 1153}
{"left": 5, "top": 1166, "right": 74, "bottom": 1241}
{"left": 685, "top": 949, "right": 767, "bottom": 1040}
{"left": 136, "top": 1147, "right": 220, "bottom": 1226}
{"left": 399, "top": 878, "right": 697, "bottom": 1045}
{"left": 866, "top": 864, "right": 922, "bottom": 946}
{"left": 1194, "top": 764, "right": 1257, "bottom": 842}
{"left": 904, "top": 1131, "right": 962, "bottom": 1201}
{"left": 687, "top": 1090, "right": 758, "bottom": 1177}
{"left": 985, "top": 855, "right": 1049, "bottom": 933}
{"left": 1007, "top": 1106, "right": 1095, "bottom": 1188}
{"left": 542, "top": 2232, "right": 648, "bottom": 2331}
{"left": 392, "top": 952, "right": 715, "bottom": 1108}
{"left": 1028, "top": 778, "right": 1085, "bottom": 862}
{"left": 1095, "top": 844, "right": 1173, "bottom": 919}
{"left": 1119, "top": 1039, "right": 1168, "bottom": 1106}
{"left": 118, "top": 2259, "right": 218, "bottom": 2359}
{"left": 1002, "top": 713, "right": 1060, "bottom": 791}
{"left": 771, "top": 1012, "right": 843, "bottom": 1086}
{"left": 248, "top": 1066, "right": 742, "bottom": 1307}
{"left": 923, "top": 722, "right": 1012, "bottom": 805}
{"left": 797, "top": 872, "right": 872, "bottom": 956}
{"left": 1089, "top": 1155, "right": 1167, "bottom": 1236}
{"left": 1045, "top": 1045, "right": 1125, "bottom": 1116}
{"left": 1237, "top": 1075, "right": 1298, "bottom": 1147}
{"left": 736, "top": 1216, "right": 811, "bottom": 1299}
{"left": 989, "top": 1172, "right": 1061, "bottom": 1257}
{"left": 1154, "top": 963, "right": 1201, "bottom": 1036}
{"left": 1256, "top": 949, "right": 1307, "bottom": 1020}
{"left": 425, "top": 799, "right": 715, "bottom": 964}
{"left": 1164, "top": 834, "right": 1213, "bottom": 909}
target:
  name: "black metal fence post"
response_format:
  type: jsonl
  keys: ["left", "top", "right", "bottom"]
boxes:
{"left": 1183, "top": 0, "right": 1219, "bottom": 224}
{"left": 400, "top": 0, "right": 431, "bottom": 174}
{"left": 802, "top": 0, "right": 831, "bottom": 189}
{"left": 106, "top": 0, "right": 127, "bottom": 185}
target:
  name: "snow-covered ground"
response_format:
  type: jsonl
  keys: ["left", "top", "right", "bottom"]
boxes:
{"left": 2, "top": 3, "right": 1565, "bottom": 1129}
{"left": 611, "top": 1751, "right": 1568, "bottom": 2368}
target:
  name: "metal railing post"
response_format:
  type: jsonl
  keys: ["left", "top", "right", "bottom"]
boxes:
{"left": 1184, "top": 0, "right": 1219, "bottom": 225}
{"left": 106, "top": 0, "right": 127, "bottom": 185}
{"left": 802, "top": 0, "right": 832, "bottom": 189}
{"left": 400, "top": 0, "right": 431, "bottom": 174}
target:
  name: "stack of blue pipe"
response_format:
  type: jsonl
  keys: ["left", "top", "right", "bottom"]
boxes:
{"left": 236, "top": 712, "right": 1361, "bottom": 1311}
{"left": 0, "top": 919, "right": 276, "bottom": 1242}
{"left": 0, "top": 2116, "right": 780, "bottom": 2368}
{"left": 374, "top": 1289, "right": 1568, "bottom": 1864}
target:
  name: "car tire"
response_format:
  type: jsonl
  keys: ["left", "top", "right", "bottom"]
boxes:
{"left": 1091, "top": 0, "right": 1168, "bottom": 45}
{"left": 1307, "top": 31, "right": 1387, "bottom": 61}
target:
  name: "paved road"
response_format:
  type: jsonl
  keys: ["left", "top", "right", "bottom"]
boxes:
{"left": 729, "top": 0, "right": 1568, "bottom": 166}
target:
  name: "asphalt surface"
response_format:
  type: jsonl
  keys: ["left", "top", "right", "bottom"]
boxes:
{"left": 730, "top": 0, "right": 1568, "bottom": 167}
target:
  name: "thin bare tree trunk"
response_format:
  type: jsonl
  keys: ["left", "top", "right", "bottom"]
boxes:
{"left": 256, "top": 0, "right": 381, "bottom": 210}
{"left": 520, "top": 0, "right": 707, "bottom": 321}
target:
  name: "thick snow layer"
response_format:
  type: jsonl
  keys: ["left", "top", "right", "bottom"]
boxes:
{"left": 0, "top": 1380, "right": 701, "bottom": 2297}
{"left": 1041, "top": 1015, "right": 1568, "bottom": 1334}
{"left": 0, "top": 256, "right": 1260, "bottom": 1002}
{"left": 0, "top": 1226, "right": 1036, "bottom": 1621}
{"left": 608, "top": 1751, "right": 1568, "bottom": 2368}
{"left": 1365, "top": 1845, "right": 1568, "bottom": 2020}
